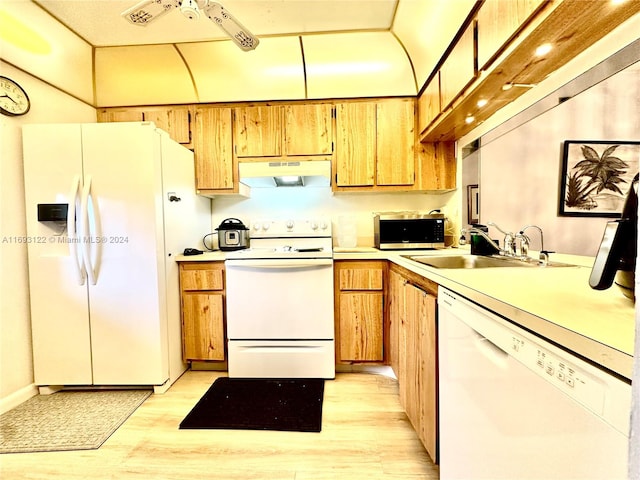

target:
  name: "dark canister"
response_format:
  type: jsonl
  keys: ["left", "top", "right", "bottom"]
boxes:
{"left": 470, "top": 224, "right": 497, "bottom": 255}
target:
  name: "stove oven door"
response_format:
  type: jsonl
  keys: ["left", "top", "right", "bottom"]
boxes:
{"left": 225, "top": 258, "right": 334, "bottom": 339}
{"left": 225, "top": 258, "right": 335, "bottom": 378}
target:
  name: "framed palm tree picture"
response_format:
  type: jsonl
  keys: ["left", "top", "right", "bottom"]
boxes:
{"left": 559, "top": 140, "right": 640, "bottom": 217}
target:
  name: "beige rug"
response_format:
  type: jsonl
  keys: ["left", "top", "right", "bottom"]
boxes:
{"left": 0, "top": 389, "right": 152, "bottom": 454}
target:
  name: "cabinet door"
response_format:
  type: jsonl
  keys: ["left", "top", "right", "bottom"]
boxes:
{"left": 387, "top": 270, "right": 405, "bottom": 378}
{"left": 338, "top": 292, "right": 384, "bottom": 361}
{"left": 144, "top": 107, "right": 192, "bottom": 145}
{"left": 234, "top": 105, "right": 282, "bottom": 157}
{"left": 416, "top": 141, "right": 456, "bottom": 191}
{"left": 440, "top": 23, "right": 476, "bottom": 110}
{"left": 193, "top": 107, "right": 234, "bottom": 190}
{"left": 182, "top": 293, "right": 225, "bottom": 361}
{"left": 335, "top": 102, "right": 376, "bottom": 187}
{"left": 285, "top": 104, "right": 333, "bottom": 156}
{"left": 97, "top": 109, "right": 143, "bottom": 123}
{"left": 477, "top": 0, "right": 546, "bottom": 70}
{"left": 418, "top": 74, "right": 441, "bottom": 134}
{"left": 376, "top": 99, "right": 415, "bottom": 186}
{"left": 407, "top": 284, "right": 437, "bottom": 462}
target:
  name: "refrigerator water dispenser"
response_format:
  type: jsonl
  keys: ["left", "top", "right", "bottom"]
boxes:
{"left": 37, "top": 203, "right": 68, "bottom": 222}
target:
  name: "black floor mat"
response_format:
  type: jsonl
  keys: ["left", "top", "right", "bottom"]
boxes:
{"left": 179, "top": 377, "right": 325, "bottom": 432}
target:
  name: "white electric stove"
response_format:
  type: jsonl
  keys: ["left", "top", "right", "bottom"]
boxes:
{"left": 225, "top": 218, "right": 335, "bottom": 379}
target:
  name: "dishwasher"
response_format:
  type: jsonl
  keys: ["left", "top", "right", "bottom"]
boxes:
{"left": 438, "top": 287, "right": 632, "bottom": 480}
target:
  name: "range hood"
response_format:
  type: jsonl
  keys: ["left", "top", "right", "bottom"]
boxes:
{"left": 239, "top": 160, "right": 332, "bottom": 188}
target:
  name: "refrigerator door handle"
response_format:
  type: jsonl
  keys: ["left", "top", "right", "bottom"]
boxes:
{"left": 80, "top": 175, "right": 102, "bottom": 285}
{"left": 68, "top": 175, "right": 85, "bottom": 285}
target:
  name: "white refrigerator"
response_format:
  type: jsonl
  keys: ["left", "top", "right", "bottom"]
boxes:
{"left": 22, "top": 122, "right": 211, "bottom": 393}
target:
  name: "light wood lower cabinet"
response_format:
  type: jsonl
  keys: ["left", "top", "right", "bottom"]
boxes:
{"left": 179, "top": 262, "right": 225, "bottom": 362}
{"left": 334, "top": 260, "right": 386, "bottom": 363}
{"left": 389, "top": 263, "right": 438, "bottom": 463}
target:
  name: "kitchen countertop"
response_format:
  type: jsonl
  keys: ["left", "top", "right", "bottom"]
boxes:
{"left": 335, "top": 247, "right": 635, "bottom": 380}
{"left": 177, "top": 246, "right": 635, "bottom": 380}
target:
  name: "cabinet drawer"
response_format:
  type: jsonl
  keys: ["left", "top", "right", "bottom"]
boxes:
{"left": 337, "top": 263, "right": 384, "bottom": 290}
{"left": 180, "top": 263, "right": 224, "bottom": 291}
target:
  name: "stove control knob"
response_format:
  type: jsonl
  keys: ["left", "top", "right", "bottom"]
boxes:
{"left": 311, "top": 221, "right": 318, "bottom": 230}
{"left": 286, "top": 220, "right": 295, "bottom": 230}
{"left": 262, "top": 222, "right": 270, "bottom": 231}
{"left": 252, "top": 223, "right": 261, "bottom": 231}
{"left": 320, "top": 221, "right": 329, "bottom": 230}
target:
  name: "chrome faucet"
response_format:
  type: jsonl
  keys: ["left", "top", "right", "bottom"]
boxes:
{"left": 461, "top": 227, "right": 506, "bottom": 255}
{"left": 515, "top": 231, "right": 531, "bottom": 258}
{"left": 519, "top": 225, "right": 552, "bottom": 265}
{"left": 486, "top": 222, "right": 516, "bottom": 256}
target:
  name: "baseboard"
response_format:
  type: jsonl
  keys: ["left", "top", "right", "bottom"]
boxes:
{"left": 0, "top": 383, "right": 38, "bottom": 414}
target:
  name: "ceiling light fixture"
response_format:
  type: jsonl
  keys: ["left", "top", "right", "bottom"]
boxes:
{"left": 477, "top": 99, "right": 488, "bottom": 108}
{"left": 465, "top": 116, "right": 475, "bottom": 124}
{"left": 502, "top": 82, "right": 537, "bottom": 91}
{"left": 121, "top": 0, "right": 259, "bottom": 51}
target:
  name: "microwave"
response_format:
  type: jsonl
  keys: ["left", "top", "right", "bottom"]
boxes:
{"left": 374, "top": 212, "right": 445, "bottom": 249}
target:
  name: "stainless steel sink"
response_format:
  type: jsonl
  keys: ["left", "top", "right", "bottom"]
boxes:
{"left": 403, "top": 254, "right": 575, "bottom": 269}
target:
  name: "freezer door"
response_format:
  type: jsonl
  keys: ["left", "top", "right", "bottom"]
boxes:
{"left": 22, "top": 124, "right": 93, "bottom": 385}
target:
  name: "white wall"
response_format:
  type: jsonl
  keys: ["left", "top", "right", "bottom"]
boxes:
{"left": 0, "top": 61, "right": 95, "bottom": 412}
{"left": 209, "top": 188, "right": 458, "bottom": 247}
{"left": 479, "top": 66, "right": 640, "bottom": 255}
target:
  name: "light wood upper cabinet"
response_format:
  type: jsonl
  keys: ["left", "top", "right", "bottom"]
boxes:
{"left": 440, "top": 23, "right": 477, "bottom": 111}
{"left": 416, "top": 141, "right": 456, "bottom": 191}
{"left": 234, "top": 105, "right": 282, "bottom": 158}
{"left": 477, "top": 0, "right": 546, "bottom": 70}
{"left": 335, "top": 102, "right": 376, "bottom": 186}
{"left": 334, "top": 98, "right": 416, "bottom": 190}
{"left": 193, "top": 106, "right": 235, "bottom": 192}
{"left": 376, "top": 99, "right": 415, "bottom": 186}
{"left": 97, "top": 109, "right": 143, "bottom": 123}
{"left": 285, "top": 104, "right": 333, "bottom": 156}
{"left": 143, "top": 107, "right": 192, "bottom": 146}
{"left": 234, "top": 103, "right": 333, "bottom": 159}
{"left": 97, "top": 106, "right": 192, "bottom": 147}
{"left": 418, "top": 74, "right": 441, "bottom": 135}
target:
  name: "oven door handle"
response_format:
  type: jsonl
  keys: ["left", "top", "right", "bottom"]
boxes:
{"left": 225, "top": 259, "right": 333, "bottom": 268}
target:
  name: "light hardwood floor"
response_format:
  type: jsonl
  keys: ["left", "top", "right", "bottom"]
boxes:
{"left": 0, "top": 370, "right": 439, "bottom": 479}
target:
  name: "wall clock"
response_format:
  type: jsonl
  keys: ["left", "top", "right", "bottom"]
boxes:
{"left": 0, "top": 76, "right": 31, "bottom": 116}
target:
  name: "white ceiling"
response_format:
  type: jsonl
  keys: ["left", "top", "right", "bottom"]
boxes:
{"left": 34, "top": 0, "right": 399, "bottom": 47}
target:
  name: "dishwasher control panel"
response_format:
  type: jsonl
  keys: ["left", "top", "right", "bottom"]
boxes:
{"left": 510, "top": 334, "right": 605, "bottom": 417}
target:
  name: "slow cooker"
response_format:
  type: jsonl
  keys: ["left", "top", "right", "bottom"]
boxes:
{"left": 216, "top": 218, "right": 250, "bottom": 251}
